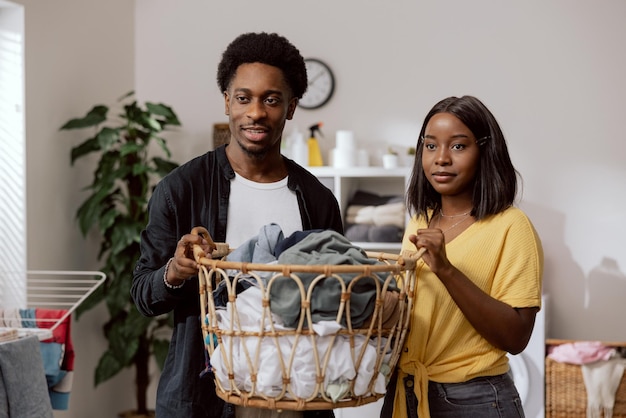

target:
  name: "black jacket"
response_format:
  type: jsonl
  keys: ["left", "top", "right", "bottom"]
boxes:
{"left": 131, "top": 145, "right": 342, "bottom": 418}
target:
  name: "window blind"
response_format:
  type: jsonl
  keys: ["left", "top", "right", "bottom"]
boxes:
{"left": 0, "top": 6, "right": 26, "bottom": 308}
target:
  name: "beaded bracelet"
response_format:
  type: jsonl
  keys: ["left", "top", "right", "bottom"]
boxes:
{"left": 163, "top": 257, "right": 185, "bottom": 289}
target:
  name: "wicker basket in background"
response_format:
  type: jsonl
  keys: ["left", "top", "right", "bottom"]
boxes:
{"left": 213, "top": 123, "right": 230, "bottom": 148}
{"left": 546, "top": 355, "right": 626, "bottom": 418}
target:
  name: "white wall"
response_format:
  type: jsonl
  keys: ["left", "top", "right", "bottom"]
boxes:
{"left": 135, "top": 0, "right": 626, "bottom": 344}
{"left": 7, "top": 0, "right": 145, "bottom": 416}
{"left": 8, "top": 0, "right": 626, "bottom": 416}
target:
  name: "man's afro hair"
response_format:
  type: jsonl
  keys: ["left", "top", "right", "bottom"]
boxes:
{"left": 217, "top": 32, "right": 308, "bottom": 99}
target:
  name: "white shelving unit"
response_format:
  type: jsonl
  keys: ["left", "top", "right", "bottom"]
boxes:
{"left": 307, "top": 166, "right": 411, "bottom": 252}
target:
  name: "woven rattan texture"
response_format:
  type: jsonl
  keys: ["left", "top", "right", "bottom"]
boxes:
{"left": 546, "top": 357, "right": 626, "bottom": 418}
{"left": 197, "top": 250, "right": 418, "bottom": 411}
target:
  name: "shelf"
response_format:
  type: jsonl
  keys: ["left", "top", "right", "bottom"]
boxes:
{"left": 306, "top": 166, "right": 410, "bottom": 178}
{"left": 307, "top": 166, "right": 410, "bottom": 254}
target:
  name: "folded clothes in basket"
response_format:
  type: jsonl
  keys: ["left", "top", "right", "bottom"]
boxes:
{"left": 224, "top": 224, "right": 400, "bottom": 329}
{"left": 209, "top": 285, "right": 389, "bottom": 401}
{"left": 273, "top": 229, "right": 398, "bottom": 328}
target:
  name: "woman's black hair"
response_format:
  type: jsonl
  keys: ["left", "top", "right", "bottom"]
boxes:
{"left": 216, "top": 32, "right": 307, "bottom": 99}
{"left": 406, "top": 95, "right": 519, "bottom": 221}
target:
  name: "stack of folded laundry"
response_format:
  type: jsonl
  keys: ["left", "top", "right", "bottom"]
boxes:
{"left": 344, "top": 190, "right": 406, "bottom": 243}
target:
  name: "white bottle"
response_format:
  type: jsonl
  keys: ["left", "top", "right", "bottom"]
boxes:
{"left": 291, "top": 130, "right": 308, "bottom": 167}
{"left": 282, "top": 127, "right": 294, "bottom": 158}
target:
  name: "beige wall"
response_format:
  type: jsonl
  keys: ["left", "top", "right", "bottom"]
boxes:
{"left": 135, "top": 0, "right": 626, "bottom": 344}
{"left": 5, "top": 0, "right": 626, "bottom": 416}
{"left": 7, "top": 0, "right": 143, "bottom": 416}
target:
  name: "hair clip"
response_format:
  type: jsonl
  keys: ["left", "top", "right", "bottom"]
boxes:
{"left": 476, "top": 136, "right": 490, "bottom": 146}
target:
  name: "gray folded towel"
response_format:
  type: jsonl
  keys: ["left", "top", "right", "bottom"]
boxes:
{"left": 0, "top": 335, "right": 54, "bottom": 418}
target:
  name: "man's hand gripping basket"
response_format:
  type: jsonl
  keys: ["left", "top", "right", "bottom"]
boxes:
{"left": 192, "top": 227, "right": 422, "bottom": 411}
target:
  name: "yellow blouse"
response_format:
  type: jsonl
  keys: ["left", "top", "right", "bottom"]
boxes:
{"left": 393, "top": 207, "right": 543, "bottom": 418}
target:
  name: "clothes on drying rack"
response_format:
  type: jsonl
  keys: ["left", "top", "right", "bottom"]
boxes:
{"left": 2, "top": 307, "right": 76, "bottom": 410}
{"left": 0, "top": 308, "right": 22, "bottom": 328}
{"left": 0, "top": 335, "right": 54, "bottom": 418}
{"left": 35, "top": 308, "right": 75, "bottom": 410}
{"left": 0, "top": 328, "right": 18, "bottom": 342}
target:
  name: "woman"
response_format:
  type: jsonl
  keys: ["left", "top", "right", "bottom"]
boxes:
{"left": 382, "top": 95, "right": 543, "bottom": 417}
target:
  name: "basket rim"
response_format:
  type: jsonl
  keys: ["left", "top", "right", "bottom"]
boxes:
{"left": 195, "top": 250, "right": 420, "bottom": 275}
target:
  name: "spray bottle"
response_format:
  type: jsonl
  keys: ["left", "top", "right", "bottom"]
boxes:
{"left": 307, "top": 122, "right": 324, "bottom": 166}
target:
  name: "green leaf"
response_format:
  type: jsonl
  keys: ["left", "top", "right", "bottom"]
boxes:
{"left": 132, "top": 162, "right": 151, "bottom": 177}
{"left": 153, "top": 136, "right": 173, "bottom": 159}
{"left": 104, "top": 314, "right": 137, "bottom": 352}
{"left": 74, "top": 282, "right": 106, "bottom": 320}
{"left": 60, "top": 105, "right": 108, "bottom": 130}
{"left": 117, "top": 91, "right": 135, "bottom": 101}
{"left": 119, "top": 142, "right": 143, "bottom": 157}
{"left": 146, "top": 102, "right": 181, "bottom": 126}
{"left": 153, "top": 157, "right": 178, "bottom": 177}
{"left": 125, "top": 308, "right": 153, "bottom": 340}
{"left": 96, "top": 127, "right": 120, "bottom": 151}
{"left": 109, "top": 219, "right": 143, "bottom": 255}
{"left": 70, "top": 137, "right": 101, "bottom": 165}
{"left": 95, "top": 349, "right": 127, "bottom": 386}
{"left": 104, "top": 274, "right": 133, "bottom": 317}
{"left": 76, "top": 187, "right": 113, "bottom": 236}
{"left": 99, "top": 206, "right": 120, "bottom": 233}
{"left": 140, "top": 114, "right": 162, "bottom": 132}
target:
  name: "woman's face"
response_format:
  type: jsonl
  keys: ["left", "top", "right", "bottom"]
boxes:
{"left": 224, "top": 62, "right": 297, "bottom": 157}
{"left": 421, "top": 112, "right": 481, "bottom": 199}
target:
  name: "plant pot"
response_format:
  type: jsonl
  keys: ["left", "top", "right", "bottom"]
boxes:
{"left": 382, "top": 153, "right": 399, "bottom": 169}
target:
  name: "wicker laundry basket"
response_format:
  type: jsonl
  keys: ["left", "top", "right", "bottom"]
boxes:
{"left": 192, "top": 227, "right": 421, "bottom": 411}
{"left": 546, "top": 340, "right": 626, "bottom": 418}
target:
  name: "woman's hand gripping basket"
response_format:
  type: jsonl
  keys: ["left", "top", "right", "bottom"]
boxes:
{"left": 192, "top": 227, "right": 422, "bottom": 411}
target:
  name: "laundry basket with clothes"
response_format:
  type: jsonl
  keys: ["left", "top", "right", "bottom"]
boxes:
{"left": 194, "top": 225, "right": 421, "bottom": 411}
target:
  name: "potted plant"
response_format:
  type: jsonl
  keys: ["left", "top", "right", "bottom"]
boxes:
{"left": 60, "top": 91, "right": 180, "bottom": 417}
{"left": 382, "top": 146, "right": 399, "bottom": 169}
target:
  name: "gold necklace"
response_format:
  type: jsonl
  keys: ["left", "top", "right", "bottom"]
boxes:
{"left": 439, "top": 209, "right": 472, "bottom": 218}
{"left": 437, "top": 213, "right": 471, "bottom": 234}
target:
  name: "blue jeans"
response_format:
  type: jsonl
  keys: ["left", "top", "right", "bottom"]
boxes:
{"left": 382, "top": 372, "right": 525, "bottom": 418}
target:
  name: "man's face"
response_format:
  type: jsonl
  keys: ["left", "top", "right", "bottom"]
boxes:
{"left": 224, "top": 62, "right": 297, "bottom": 157}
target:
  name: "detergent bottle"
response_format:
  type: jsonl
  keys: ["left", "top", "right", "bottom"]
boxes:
{"left": 307, "top": 122, "right": 324, "bottom": 166}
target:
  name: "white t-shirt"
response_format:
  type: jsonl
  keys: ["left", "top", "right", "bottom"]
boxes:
{"left": 226, "top": 173, "right": 303, "bottom": 248}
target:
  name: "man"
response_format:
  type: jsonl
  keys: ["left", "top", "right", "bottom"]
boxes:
{"left": 131, "top": 32, "right": 342, "bottom": 418}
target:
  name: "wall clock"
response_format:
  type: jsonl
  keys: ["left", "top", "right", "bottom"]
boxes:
{"left": 299, "top": 58, "right": 335, "bottom": 109}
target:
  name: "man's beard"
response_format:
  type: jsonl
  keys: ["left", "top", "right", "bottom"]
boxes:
{"left": 236, "top": 137, "right": 270, "bottom": 160}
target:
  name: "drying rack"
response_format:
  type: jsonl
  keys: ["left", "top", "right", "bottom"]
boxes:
{"left": 1, "top": 270, "right": 106, "bottom": 341}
